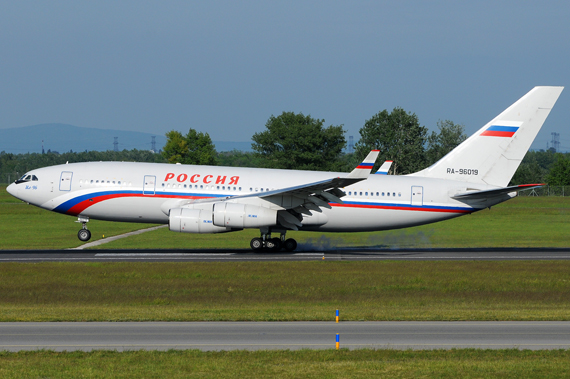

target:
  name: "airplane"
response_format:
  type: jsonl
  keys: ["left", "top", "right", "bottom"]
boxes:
{"left": 6, "top": 86, "right": 563, "bottom": 251}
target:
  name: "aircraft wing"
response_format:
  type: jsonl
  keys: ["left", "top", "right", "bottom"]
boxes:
{"left": 237, "top": 149, "right": 379, "bottom": 204}
{"left": 191, "top": 151, "right": 379, "bottom": 229}
{"left": 452, "top": 183, "right": 544, "bottom": 201}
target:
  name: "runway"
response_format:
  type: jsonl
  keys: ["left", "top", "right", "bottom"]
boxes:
{"left": 1, "top": 247, "right": 570, "bottom": 262}
{"left": 1, "top": 321, "right": 570, "bottom": 351}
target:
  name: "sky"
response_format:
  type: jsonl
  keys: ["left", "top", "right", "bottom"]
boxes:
{"left": 1, "top": 1, "right": 569, "bottom": 151}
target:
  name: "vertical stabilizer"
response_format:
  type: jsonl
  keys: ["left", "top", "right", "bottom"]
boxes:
{"left": 411, "top": 86, "right": 563, "bottom": 187}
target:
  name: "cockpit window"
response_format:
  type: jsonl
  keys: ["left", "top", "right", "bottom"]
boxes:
{"left": 15, "top": 174, "right": 38, "bottom": 184}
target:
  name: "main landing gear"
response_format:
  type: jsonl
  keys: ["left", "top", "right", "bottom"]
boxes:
{"left": 250, "top": 229, "right": 297, "bottom": 252}
{"left": 76, "top": 217, "right": 91, "bottom": 242}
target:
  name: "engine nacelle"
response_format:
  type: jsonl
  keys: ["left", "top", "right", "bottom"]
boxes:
{"left": 169, "top": 207, "right": 230, "bottom": 234}
{"left": 213, "top": 202, "right": 278, "bottom": 229}
{"left": 301, "top": 211, "right": 328, "bottom": 226}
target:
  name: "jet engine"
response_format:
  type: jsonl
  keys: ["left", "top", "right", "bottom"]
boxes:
{"left": 169, "top": 207, "right": 230, "bottom": 234}
{"left": 213, "top": 202, "right": 278, "bottom": 229}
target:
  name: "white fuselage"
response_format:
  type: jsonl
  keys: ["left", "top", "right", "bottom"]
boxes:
{"left": 7, "top": 161, "right": 509, "bottom": 233}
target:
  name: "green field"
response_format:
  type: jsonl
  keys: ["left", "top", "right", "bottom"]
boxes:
{"left": 2, "top": 184, "right": 570, "bottom": 250}
{"left": 2, "top": 349, "right": 570, "bottom": 378}
{"left": 2, "top": 261, "right": 570, "bottom": 322}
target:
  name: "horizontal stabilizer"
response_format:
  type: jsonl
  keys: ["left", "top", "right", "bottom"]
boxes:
{"left": 452, "top": 184, "right": 545, "bottom": 201}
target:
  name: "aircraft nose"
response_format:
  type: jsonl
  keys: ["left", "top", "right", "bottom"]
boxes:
{"left": 6, "top": 183, "right": 19, "bottom": 199}
{"left": 7, "top": 183, "right": 15, "bottom": 196}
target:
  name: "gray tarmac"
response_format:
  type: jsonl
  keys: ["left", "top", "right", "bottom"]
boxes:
{"left": 1, "top": 321, "right": 570, "bottom": 351}
{"left": 1, "top": 247, "right": 570, "bottom": 262}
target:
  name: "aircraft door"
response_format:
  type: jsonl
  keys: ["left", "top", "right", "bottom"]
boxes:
{"left": 59, "top": 171, "right": 73, "bottom": 191}
{"left": 411, "top": 186, "right": 423, "bottom": 206}
{"left": 143, "top": 175, "right": 156, "bottom": 195}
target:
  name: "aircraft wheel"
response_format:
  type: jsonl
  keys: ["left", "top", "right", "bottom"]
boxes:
{"left": 264, "top": 238, "right": 276, "bottom": 251}
{"left": 78, "top": 229, "right": 91, "bottom": 242}
{"left": 283, "top": 238, "right": 297, "bottom": 252}
{"left": 270, "top": 238, "right": 281, "bottom": 252}
{"left": 250, "top": 237, "right": 263, "bottom": 251}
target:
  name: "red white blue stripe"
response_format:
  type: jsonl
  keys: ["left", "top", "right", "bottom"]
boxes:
{"left": 481, "top": 125, "right": 519, "bottom": 137}
{"left": 355, "top": 162, "right": 374, "bottom": 169}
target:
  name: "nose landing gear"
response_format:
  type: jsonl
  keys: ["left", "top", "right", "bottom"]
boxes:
{"left": 76, "top": 217, "right": 91, "bottom": 242}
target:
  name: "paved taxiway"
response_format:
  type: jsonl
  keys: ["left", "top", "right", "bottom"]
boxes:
{"left": 2, "top": 322, "right": 570, "bottom": 351}
{"left": 1, "top": 247, "right": 570, "bottom": 262}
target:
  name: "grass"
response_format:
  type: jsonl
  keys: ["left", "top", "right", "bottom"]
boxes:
{"left": 1, "top": 349, "right": 570, "bottom": 378}
{"left": 2, "top": 184, "right": 570, "bottom": 249}
{"left": 2, "top": 261, "right": 570, "bottom": 321}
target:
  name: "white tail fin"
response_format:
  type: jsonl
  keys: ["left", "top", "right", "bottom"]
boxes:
{"left": 411, "top": 86, "right": 563, "bottom": 187}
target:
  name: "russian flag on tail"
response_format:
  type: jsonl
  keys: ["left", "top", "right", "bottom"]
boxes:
{"left": 481, "top": 121, "right": 522, "bottom": 137}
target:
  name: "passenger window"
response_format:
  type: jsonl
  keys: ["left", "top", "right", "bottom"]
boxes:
{"left": 376, "top": 192, "right": 379, "bottom": 196}
{"left": 398, "top": 193, "right": 401, "bottom": 197}
{"left": 387, "top": 192, "right": 390, "bottom": 196}
{"left": 382, "top": 192, "right": 385, "bottom": 196}
{"left": 393, "top": 192, "right": 396, "bottom": 197}
{"left": 365, "top": 192, "right": 368, "bottom": 196}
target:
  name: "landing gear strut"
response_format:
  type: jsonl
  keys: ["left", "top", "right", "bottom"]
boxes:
{"left": 250, "top": 229, "right": 297, "bottom": 252}
{"left": 76, "top": 217, "right": 91, "bottom": 242}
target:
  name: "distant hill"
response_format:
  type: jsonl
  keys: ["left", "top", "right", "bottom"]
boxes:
{"left": 0, "top": 124, "right": 251, "bottom": 154}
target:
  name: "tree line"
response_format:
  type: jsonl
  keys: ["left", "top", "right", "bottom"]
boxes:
{"left": 2, "top": 108, "right": 569, "bottom": 186}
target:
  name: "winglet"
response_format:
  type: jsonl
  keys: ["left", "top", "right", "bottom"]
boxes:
{"left": 347, "top": 150, "right": 379, "bottom": 178}
{"left": 375, "top": 160, "right": 393, "bottom": 175}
